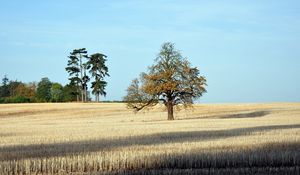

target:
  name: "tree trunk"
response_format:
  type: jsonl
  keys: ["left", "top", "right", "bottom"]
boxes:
{"left": 167, "top": 102, "right": 174, "bottom": 120}
{"left": 84, "top": 90, "right": 86, "bottom": 102}
{"left": 80, "top": 57, "right": 84, "bottom": 103}
{"left": 96, "top": 93, "right": 99, "bottom": 102}
{"left": 76, "top": 83, "right": 79, "bottom": 102}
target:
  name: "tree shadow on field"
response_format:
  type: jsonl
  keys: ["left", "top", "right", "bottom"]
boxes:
{"left": 178, "top": 110, "right": 271, "bottom": 120}
{"left": 217, "top": 110, "right": 271, "bottom": 119}
{"left": 0, "top": 124, "right": 299, "bottom": 161}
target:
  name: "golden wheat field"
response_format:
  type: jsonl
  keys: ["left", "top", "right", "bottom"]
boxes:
{"left": 0, "top": 103, "right": 299, "bottom": 174}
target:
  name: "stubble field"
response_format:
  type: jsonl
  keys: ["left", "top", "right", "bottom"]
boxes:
{"left": 0, "top": 103, "right": 299, "bottom": 174}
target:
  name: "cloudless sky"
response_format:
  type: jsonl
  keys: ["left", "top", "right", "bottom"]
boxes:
{"left": 0, "top": 0, "right": 299, "bottom": 103}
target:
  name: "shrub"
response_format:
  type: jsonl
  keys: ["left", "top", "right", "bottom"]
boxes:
{"left": 3, "top": 96, "right": 32, "bottom": 103}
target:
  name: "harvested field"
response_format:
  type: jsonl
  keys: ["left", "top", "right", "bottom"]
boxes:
{"left": 0, "top": 103, "right": 299, "bottom": 174}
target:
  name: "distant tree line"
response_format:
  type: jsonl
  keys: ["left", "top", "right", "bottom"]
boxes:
{"left": 0, "top": 76, "right": 78, "bottom": 103}
{"left": 0, "top": 48, "right": 109, "bottom": 103}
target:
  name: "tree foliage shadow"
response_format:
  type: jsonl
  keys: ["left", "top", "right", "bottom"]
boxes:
{"left": 115, "top": 141, "right": 300, "bottom": 173}
{"left": 0, "top": 124, "right": 299, "bottom": 161}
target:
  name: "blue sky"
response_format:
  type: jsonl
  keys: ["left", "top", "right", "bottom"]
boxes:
{"left": 0, "top": 0, "right": 299, "bottom": 103}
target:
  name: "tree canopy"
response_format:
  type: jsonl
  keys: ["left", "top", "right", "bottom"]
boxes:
{"left": 124, "top": 42, "right": 207, "bottom": 120}
{"left": 51, "top": 83, "right": 64, "bottom": 102}
{"left": 36, "top": 77, "right": 52, "bottom": 102}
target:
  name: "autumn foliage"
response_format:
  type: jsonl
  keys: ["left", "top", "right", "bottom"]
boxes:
{"left": 124, "top": 42, "right": 207, "bottom": 120}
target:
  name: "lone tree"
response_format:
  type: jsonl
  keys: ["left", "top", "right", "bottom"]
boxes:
{"left": 124, "top": 42, "right": 207, "bottom": 120}
{"left": 87, "top": 53, "right": 109, "bottom": 102}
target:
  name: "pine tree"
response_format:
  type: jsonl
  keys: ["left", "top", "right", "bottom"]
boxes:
{"left": 66, "top": 48, "right": 90, "bottom": 102}
{"left": 87, "top": 53, "right": 109, "bottom": 102}
{"left": 66, "top": 50, "right": 81, "bottom": 101}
